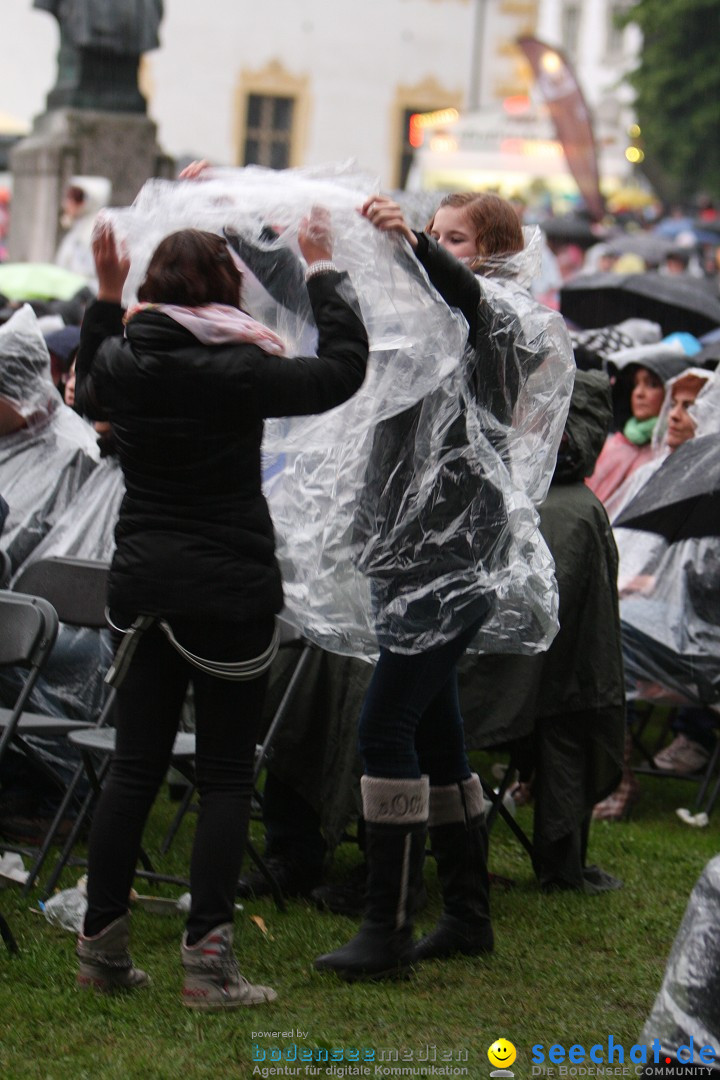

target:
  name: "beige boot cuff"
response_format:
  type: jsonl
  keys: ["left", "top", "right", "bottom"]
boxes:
{"left": 428, "top": 773, "right": 485, "bottom": 826}
{"left": 361, "top": 775, "right": 430, "bottom": 825}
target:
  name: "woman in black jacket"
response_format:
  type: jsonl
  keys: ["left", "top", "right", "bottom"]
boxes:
{"left": 74, "top": 214, "right": 368, "bottom": 1007}
{"left": 314, "top": 192, "right": 569, "bottom": 982}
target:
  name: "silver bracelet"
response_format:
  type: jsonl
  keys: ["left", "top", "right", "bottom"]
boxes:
{"left": 305, "top": 259, "right": 338, "bottom": 281}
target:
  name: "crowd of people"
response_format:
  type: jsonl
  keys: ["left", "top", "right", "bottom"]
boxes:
{"left": 0, "top": 169, "right": 718, "bottom": 1009}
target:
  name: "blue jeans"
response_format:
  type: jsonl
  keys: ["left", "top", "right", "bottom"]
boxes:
{"left": 358, "top": 619, "right": 485, "bottom": 783}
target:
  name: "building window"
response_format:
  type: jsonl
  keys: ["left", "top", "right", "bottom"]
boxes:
{"left": 391, "top": 78, "right": 463, "bottom": 189}
{"left": 560, "top": 2, "right": 581, "bottom": 61}
{"left": 243, "top": 94, "right": 295, "bottom": 169}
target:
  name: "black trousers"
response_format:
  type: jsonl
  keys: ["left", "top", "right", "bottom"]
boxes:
{"left": 84, "top": 616, "right": 274, "bottom": 944}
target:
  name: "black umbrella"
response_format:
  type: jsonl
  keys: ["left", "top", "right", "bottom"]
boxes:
{"left": 605, "top": 232, "right": 675, "bottom": 266}
{"left": 694, "top": 341, "right": 720, "bottom": 369}
{"left": 541, "top": 215, "right": 605, "bottom": 248}
{"left": 560, "top": 271, "right": 720, "bottom": 337}
{"left": 614, "top": 434, "right": 720, "bottom": 541}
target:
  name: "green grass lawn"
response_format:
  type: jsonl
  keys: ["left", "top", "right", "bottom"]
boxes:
{"left": 0, "top": 766, "right": 717, "bottom": 1079}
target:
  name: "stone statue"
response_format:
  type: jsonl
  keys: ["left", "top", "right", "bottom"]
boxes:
{"left": 35, "top": 1, "right": 164, "bottom": 114}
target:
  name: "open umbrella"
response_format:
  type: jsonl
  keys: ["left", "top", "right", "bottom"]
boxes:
{"left": 605, "top": 232, "right": 675, "bottom": 266}
{"left": 614, "top": 434, "right": 720, "bottom": 541}
{"left": 560, "top": 271, "right": 720, "bottom": 337}
{"left": 0, "top": 263, "right": 89, "bottom": 302}
{"left": 540, "top": 215, "right": 605, "bottom": 248}
{"left": 694, "top": 341, "right": 720, "bottom": 369}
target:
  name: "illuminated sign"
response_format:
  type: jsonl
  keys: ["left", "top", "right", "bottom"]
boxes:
{"left": 409, "top": 108, "right": 459, "bottom": 147}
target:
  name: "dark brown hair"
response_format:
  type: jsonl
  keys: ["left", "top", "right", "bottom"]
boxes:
{"left": 65, "top": 185, "right": 86, "bottom": 206}
{"left": 138, "top": 229, "right": 242, "bottom": 308}
{"left": 426, "top": 192, "right": 524, "bottom": 257}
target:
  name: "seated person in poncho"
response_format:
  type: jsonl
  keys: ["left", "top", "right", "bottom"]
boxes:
{"left": 0, "top": 305, "right": 98, "bottom": 574}
{"left": 586, "top": 350, "right": 692, "bottom": 506}
{"left": 0, "top": 305, "right": 99, "bottom": 844}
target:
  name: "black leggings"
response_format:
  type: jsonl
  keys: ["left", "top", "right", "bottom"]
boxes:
{"left": 84, "top": 616, "right": 274, "bottom": 944}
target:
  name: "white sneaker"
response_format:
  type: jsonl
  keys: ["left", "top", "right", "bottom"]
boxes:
{"left": 653, "top": 735, "right": 710, "bottom": 774}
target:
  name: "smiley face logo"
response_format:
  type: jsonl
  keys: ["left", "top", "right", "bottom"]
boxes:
{"left": 488, "top": 1039, "right": 517, "bottom": 1070}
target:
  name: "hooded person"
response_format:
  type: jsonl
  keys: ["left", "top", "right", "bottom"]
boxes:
{"left": 609, "top": 366, "right": 716, "bottom": 558}
{"left": 586, "top": 346, "right": 694, "bottom": 505}
{"left": 55, "top": 176, "right": 112, "bottom": 285}
{"left": 590, "top": 367, "right": 719, "bottom": 819}
{"left": 0, "top": 305, "right": 98, "bottom": 574}
{"left": 609, "top": 367, "right": 720, "bottom": 788}
{"left": 0, "top": 306, "right": 101, "bottom": 843}
{"left": 458, "top": 369, "right": 626, "bottom": 892}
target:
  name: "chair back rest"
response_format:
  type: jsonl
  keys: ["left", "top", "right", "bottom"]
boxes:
{"left": 12, "top": 557, "right": 109, "bottom": 629}
{"left": 0, "top": 592, "right": 59, "bottom": 668}
{"left": 0, "top": 549, "right": 11, "bottom": 589}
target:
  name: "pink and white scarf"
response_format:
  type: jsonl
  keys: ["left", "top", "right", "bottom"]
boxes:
{"left": 126, "top": 302, "right": 286, "bottom": 355}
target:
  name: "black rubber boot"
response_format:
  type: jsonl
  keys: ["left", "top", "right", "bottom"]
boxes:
{"left": 414, "top": 774, "right": 494, "bottom": 961}
{"left": 314, "top": 776, "right": 429, "bottom": 982}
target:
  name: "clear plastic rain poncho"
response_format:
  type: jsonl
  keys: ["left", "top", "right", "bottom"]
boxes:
{"left": 24, "top": 455, "right": 124, "bottom": 566}
{"left": 104, "top": 163, "right": 574, "bottom": 657}
{"left": 618, "top": 370, "right": 720, "bottom": 703}
{"left": 611, "top": 367, "right": 716, "bottom": 592}
{"left": 640, "top": 854, "right": 720, "bottom": 1060}
{"left": 0, "top": 305, "right": 98, "bottom": 572}
{"left": 3, "top": 457, "right": 122, "bottom": 742}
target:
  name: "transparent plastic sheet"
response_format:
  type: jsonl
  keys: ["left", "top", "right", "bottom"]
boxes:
{"left": 104, "top": 163, "right": 573, "bottom": 656}
{"left": 25, "top": 456, "right": 124, "bottom": 565}
{"left": 106, "top": 163, "right": 470, "bottom": 437}
{"left": 0, "top": 604, "right": 112, "bottom": 725}
{"left": 0, "top": 304, "right": 61, "bottom": 423}
{"left": 0, "top": 303, "right": 100, "bottom": 570}
{"left": 620, "top": 539, "right": 720, "bottom": 705}
{"left": 0, "top": 409, "right": 99, "bottom": 574}
{"left": 2, "top": 459, "right": 125, "bottom": 735}
{"left": 687, "top": 367, "right": 720, "bottom": 441}
{"left": 640, "top": 854, "right": 720, "bottom": 1059}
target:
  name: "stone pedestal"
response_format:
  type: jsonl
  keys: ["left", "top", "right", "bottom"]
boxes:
{"left": 9, "top": 108, "right": 174, "bottom": 263}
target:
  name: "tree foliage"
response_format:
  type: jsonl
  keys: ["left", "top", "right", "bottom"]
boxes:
{"left": 621, "top": 0, "right": 720, "bottom": 202}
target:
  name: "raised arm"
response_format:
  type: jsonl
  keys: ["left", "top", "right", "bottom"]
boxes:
{"left": 361, "top": 195, "right": 539, "bottom": 424}
{"left": 75, "top": 223, "right": 128, "bottom": 419}
{"left": 253, "top": 207, "right": 369, "bottom": 417}
{"left": 180, "top": 159, "right": 312, "bottom": 319}
{"left": 360, "top": 195, "right": 481, "bottom": 339}
{"left": 223, "top": 226, "right": 312, "bottom": 321}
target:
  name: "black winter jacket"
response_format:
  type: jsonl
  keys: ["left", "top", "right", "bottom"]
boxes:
{"left": 75, "top": 271, "right": 368, "bottom": 623}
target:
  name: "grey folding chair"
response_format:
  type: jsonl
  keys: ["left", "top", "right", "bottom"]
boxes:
{"left": 0, "top": 589, "right": 62, "bottom": 943}
{"left": 8, "top": 558, "right": 114, "bottom": 892}
{"left": 41, "top": 728, "right": 195, "bottom": 899}
{"left": 0, "top": 549, "right": 11, "bottom": 588}
{"left": 0, "top": 591, "right": 72, "bottom": 807}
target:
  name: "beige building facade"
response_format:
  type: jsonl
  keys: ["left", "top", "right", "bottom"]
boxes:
{"left": 3, "top": 0, "right": 639, "bottom": 190}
